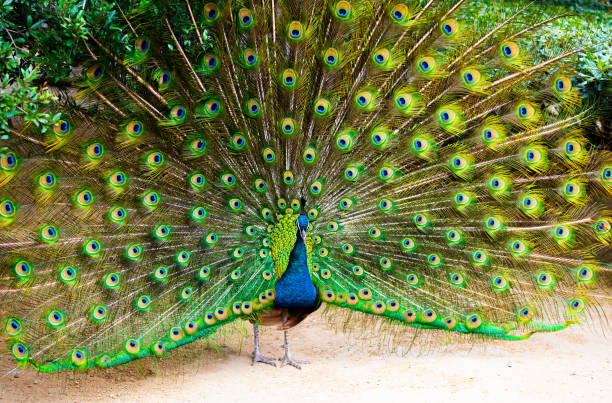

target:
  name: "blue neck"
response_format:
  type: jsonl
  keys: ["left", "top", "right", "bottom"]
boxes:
{"left": 273, "top": 233, "right": 318, "bottom": 309}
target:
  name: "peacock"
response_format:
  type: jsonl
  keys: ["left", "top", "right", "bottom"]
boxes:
{"left": 1, "top": 0, "right": 611, "bottom": 372}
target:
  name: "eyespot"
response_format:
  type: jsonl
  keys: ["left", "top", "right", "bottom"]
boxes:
{"left": 317, "top": 247, "right": 328, "bottom": 258}
{"left": 59, "top": 265, "right": 78, "bottom": 283}
{"left": 341, "top": 243, "right": 354, "bottom": 254}
{"left": 259, "top": 248, "right": 270, "bottom": 258}
{"left": 262, "top": 147, "right": 276, "bottom": 163}
{"left": 449, "top": 273, "right": 464, "bottom": 286}
{"left": 517, "top": 102, "right": 535, "bottom": 120}
{"left": 204, "top": 99, "right": 221, "bottom": 117}
{"left": 288, "top": 21, "right": 303, "bottom": 40}
{"left": 390, "top": 4, "right": 409, "bottom": 23}
{"left": 412, "top": 137, "right": 430, "bottom": 153}
{"left": 323, "top": 48, "right": 340, "bottom": 67}
{"left": 564, "top": 140, "right": 581, "bottom": 158}
{"left": 601, "top": 166, "right": 611, "bottom": 182}
{"left": 510, "top": 239, "right": 527, "bottom": 255}
{"left": 500, "top": 41, "right": 519, "bottom": 60}
{"left": 485, "top": 216, "right": 502, "bottom": 231}
{"left": 563, "top": 181, "right": 580, "bottom": 198}
{"left": 191, "top": 206, "right": 207, "bottom": 222}
{"left": 47, "top": 310, "right": 65, "bottom": 328}
{"left": 537, "top": 272, "right": 554, "bottom": 287}
{"left": 153, "top": 266, "right": 168, "bottom": 281}
{"left": 517, "top": 306, "right": 533, "bottom": 322}
{"left": 156, "top": 70, "right": 171, "bottom": 89}
{"left": 450, "top": 154, "right": 468, "bottom": 172}
{"left": 326, "top": 221, "right": 339, "bottom": 232}
{"left": 489, "top": 176, "right": 507, "bottom": 193}
{"left": 126, "top": 244, "right": 142, "bottom": 260}
{"left": 569, "top": 297, "right": 585, "bottom": 313}
{"left": 552, "top": 225, "right": 570, "bottom": 242}
{"left": 443, "top": 316, "right": 457, "bottom": 329}
{"left": 481, "top": 126, "right": 500, "bottom": 144}
{"left": 135, "top": 37, "right": 149, "bottom": 54}
{"left": 87, "top": 64, "right": 104, "bottom": 81}
{"left": 291, "top": 199, "right": 300, "bottom": 210}
{"left": 307, "top": 208, "right": 319, "bottom": 219}
{"left": 576, "top": 265, "right": 594, "bottom": 282}
{"left": 204, "top": 3, "right": 220, "bottom": 23}
{"left": 278, "top": 170, "right": 293, "bottom": 186}
{"left": 13, "top": 260, "right": 32, "bottom": 278}
{"left": 91, "top": 305, "right": 108, "bottom": 322}
{"left": 401, "top": 237, "right": 416, "bottom": 251}
{"left": 152, "top": 341, "right": 166, "bottom": 357}
{"left": 261, "top": 207, "right": 272, "bottom": 220}
{"left": 104, "top": 272, "right": 120, "bottom": 289}
{"left": 125, "top": 121, "right": 143, "bottom": 137}
{"left": 279, "top": 117, "right": 296, "bottom": 136}
{"left": 169, "top": 327, "right": 184, "bottom": 342}
{"left": 339, "top": 197, "right": 353, "bottom": 210}
{"left": 83, "top": 239, "right": 101, "bottom": 256}
{"left": 310, "top": 180, "right": 323, "bottom": 195}
{"left": 11, "top": 343, "right": 28, "bottom": 361}
{"left": 53, "top": 120, "right": 71, "bottom": 137}
{"left": 281, "top": 69, "right": 298, "bottom": 88}
{"left": 143, "top": 191, "right": 160, "bottom": 208}
{"left": 379, "top": 166, "right": 395, "bottom": 181}
{"left": 205, "top": 231, "right": 218, "bottom": 246}
{"left": 355, "top": 91, "right": 374, "bottom": 109}
{"left": 303, "top": 146, "right": 317, "bottom": 164}
{"left": 472, "top": 250, "right": 488, "bottom": 264}
{"left": 466, "top": 314, "right": 482, "bottom": 330}
{"left": 427, "top": 253, "right": 441, "bottom": 267}
{"left": 417, "top": 57, "right": 435, "bottom": 74}
{"left": 0, "top": 150, "right": 18, "bottom": 171}
{"left": 403, "top": 309, "right": 416, "bottom": 322}
{"left": 204, "top": 53, "right": 219, "bottom": 71}
{"left": 108, "top": 171, "right": 127, "bottom": 188}
{"left": 422, "top": 309, "right": 437, "bottom": 323}
{"left": 232, "top": 247, "right": 244, "bottom": 260}
{"left": 198, "top": 266, "right": 211, "bottom": 280}
{"left": 0, "top": 199, "right": 16, "bottom": 218}
{"left": 276, "top": 198, "right": 287, "bottom": 210}
{"left": 521, "top": 195, "right": 538, "bottom": 211}
{"left": 406, "top": 273, "right": 419, "bottom": 285}
{"left": 86, "top": 143, "right": 104, "bottom": 160}
{"left": 394, "top": 92, "right": 413, "bottom": 111}
{"left": 594, "top": 219, "right": 611, "bottom": 236}
{"left": 124, "top": 339, "right": 140, "bottom": 355}
{"left": 368, "top": 226, "right": 382, "bottom": 239}
{"left": 314, "top": 98, "right": 330, "bottom": 116}
{"left": 441, "top": 19, "right": 458, "bottom": 36}
{"left": 190, "top": 138, "right": 206, "bottom": 155}
{"left": 370, "top": 129, "right": 389, "bottom": 148}
{"left": 378, "top": 198, "right": 393, "bottom": 212}
{"left": 262, "top": 270, "right": 273, "bottom": 280}
{"left": 71, "top": 349, "right": 87, "bottom": 367}
{"left": 180, "top": 287, "right": 193, "bottom": 301}
{"left": 219, "top": 172, "right": 236, "bottom": 188}
{"left": 446, "top": 229, "right": 462, "bottom": 244}
{"left": 334, "top": 1, "right": 352, "bottom": 20}
{"left": 40, "top": 225, "right": 59, "bottom": 243}
{"left": 231, "top": 269, "right": 242, "bottom": 280}
{"left": 5, "top": 318, "right": 22, "bottom": 337}
{"left": 344, "top": 166, "right": 360, "bottom": 181}
{"left": 379, "top": 257, "right": 392, "bottom": 270}
{"left": 491, "top": 275, "right": 508, "bottom": 291}
{"left": 371, "top": 301, "right": 386, "bottom": 314}
{"left": 554, "top": 77, "right": 572, "bottom": 95}
{"left": 170, "top": 106, "right": 186, "bottom": 122}
{"left": 358, "top": 288, "right": 372, "bottom": 300}
{"left": 453, "top": 192, "right": 470, "bottom": 206}
{"left": 438, "top": 108, "right": 457, "bottom": 126}
{"left": 413, "top": 213, "right": 428, "bottom": 227}
{"left": 372, "top": 48, "right": 390, "bottom": 67}
{"left": 238, "top": 8, "right": 254, "bottom": 28}
{"left": 176, "top": 250, "right": 190, "bottom": 266}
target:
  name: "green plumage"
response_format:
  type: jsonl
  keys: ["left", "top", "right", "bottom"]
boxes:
{"left": 1, "top": 0, "right": 611, "bottom": 372}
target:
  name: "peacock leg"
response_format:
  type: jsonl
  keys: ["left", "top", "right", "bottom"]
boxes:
{"left": 279, "top": 330, "right": 309, "bottom": 369}
{"left": 251, "top": 322, "right": 276, "bottom": 366}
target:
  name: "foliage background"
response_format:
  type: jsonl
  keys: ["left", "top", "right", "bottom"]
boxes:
{"left": 1, "top": 0, "right": 610, "bottom": 142}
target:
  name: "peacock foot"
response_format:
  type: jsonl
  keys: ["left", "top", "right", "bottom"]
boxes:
{"left": 278, "top": 348, "right": 309, "bottom": 369}
{"left": 251, "top": 351, "right": 277, "bottom": 367}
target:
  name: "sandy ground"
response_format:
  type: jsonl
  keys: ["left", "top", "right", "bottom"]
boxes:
{"left": 1, "top": 304, "right": 611, "bottom": 403}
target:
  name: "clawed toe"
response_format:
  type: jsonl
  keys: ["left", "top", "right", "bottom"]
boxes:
{"left": 278, "top": 354, "right": 309, "bottom": 369}
{"left": 252, "top": 351, "right": 277, "bottom": 366}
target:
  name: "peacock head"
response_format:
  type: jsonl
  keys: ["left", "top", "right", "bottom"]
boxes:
{"left": 297, "top": 214, "right": 309, "bottom": 240}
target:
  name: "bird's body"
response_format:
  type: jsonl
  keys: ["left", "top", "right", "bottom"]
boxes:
{"left": 1, "top": 0, "right": 611, "bottom": 373}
